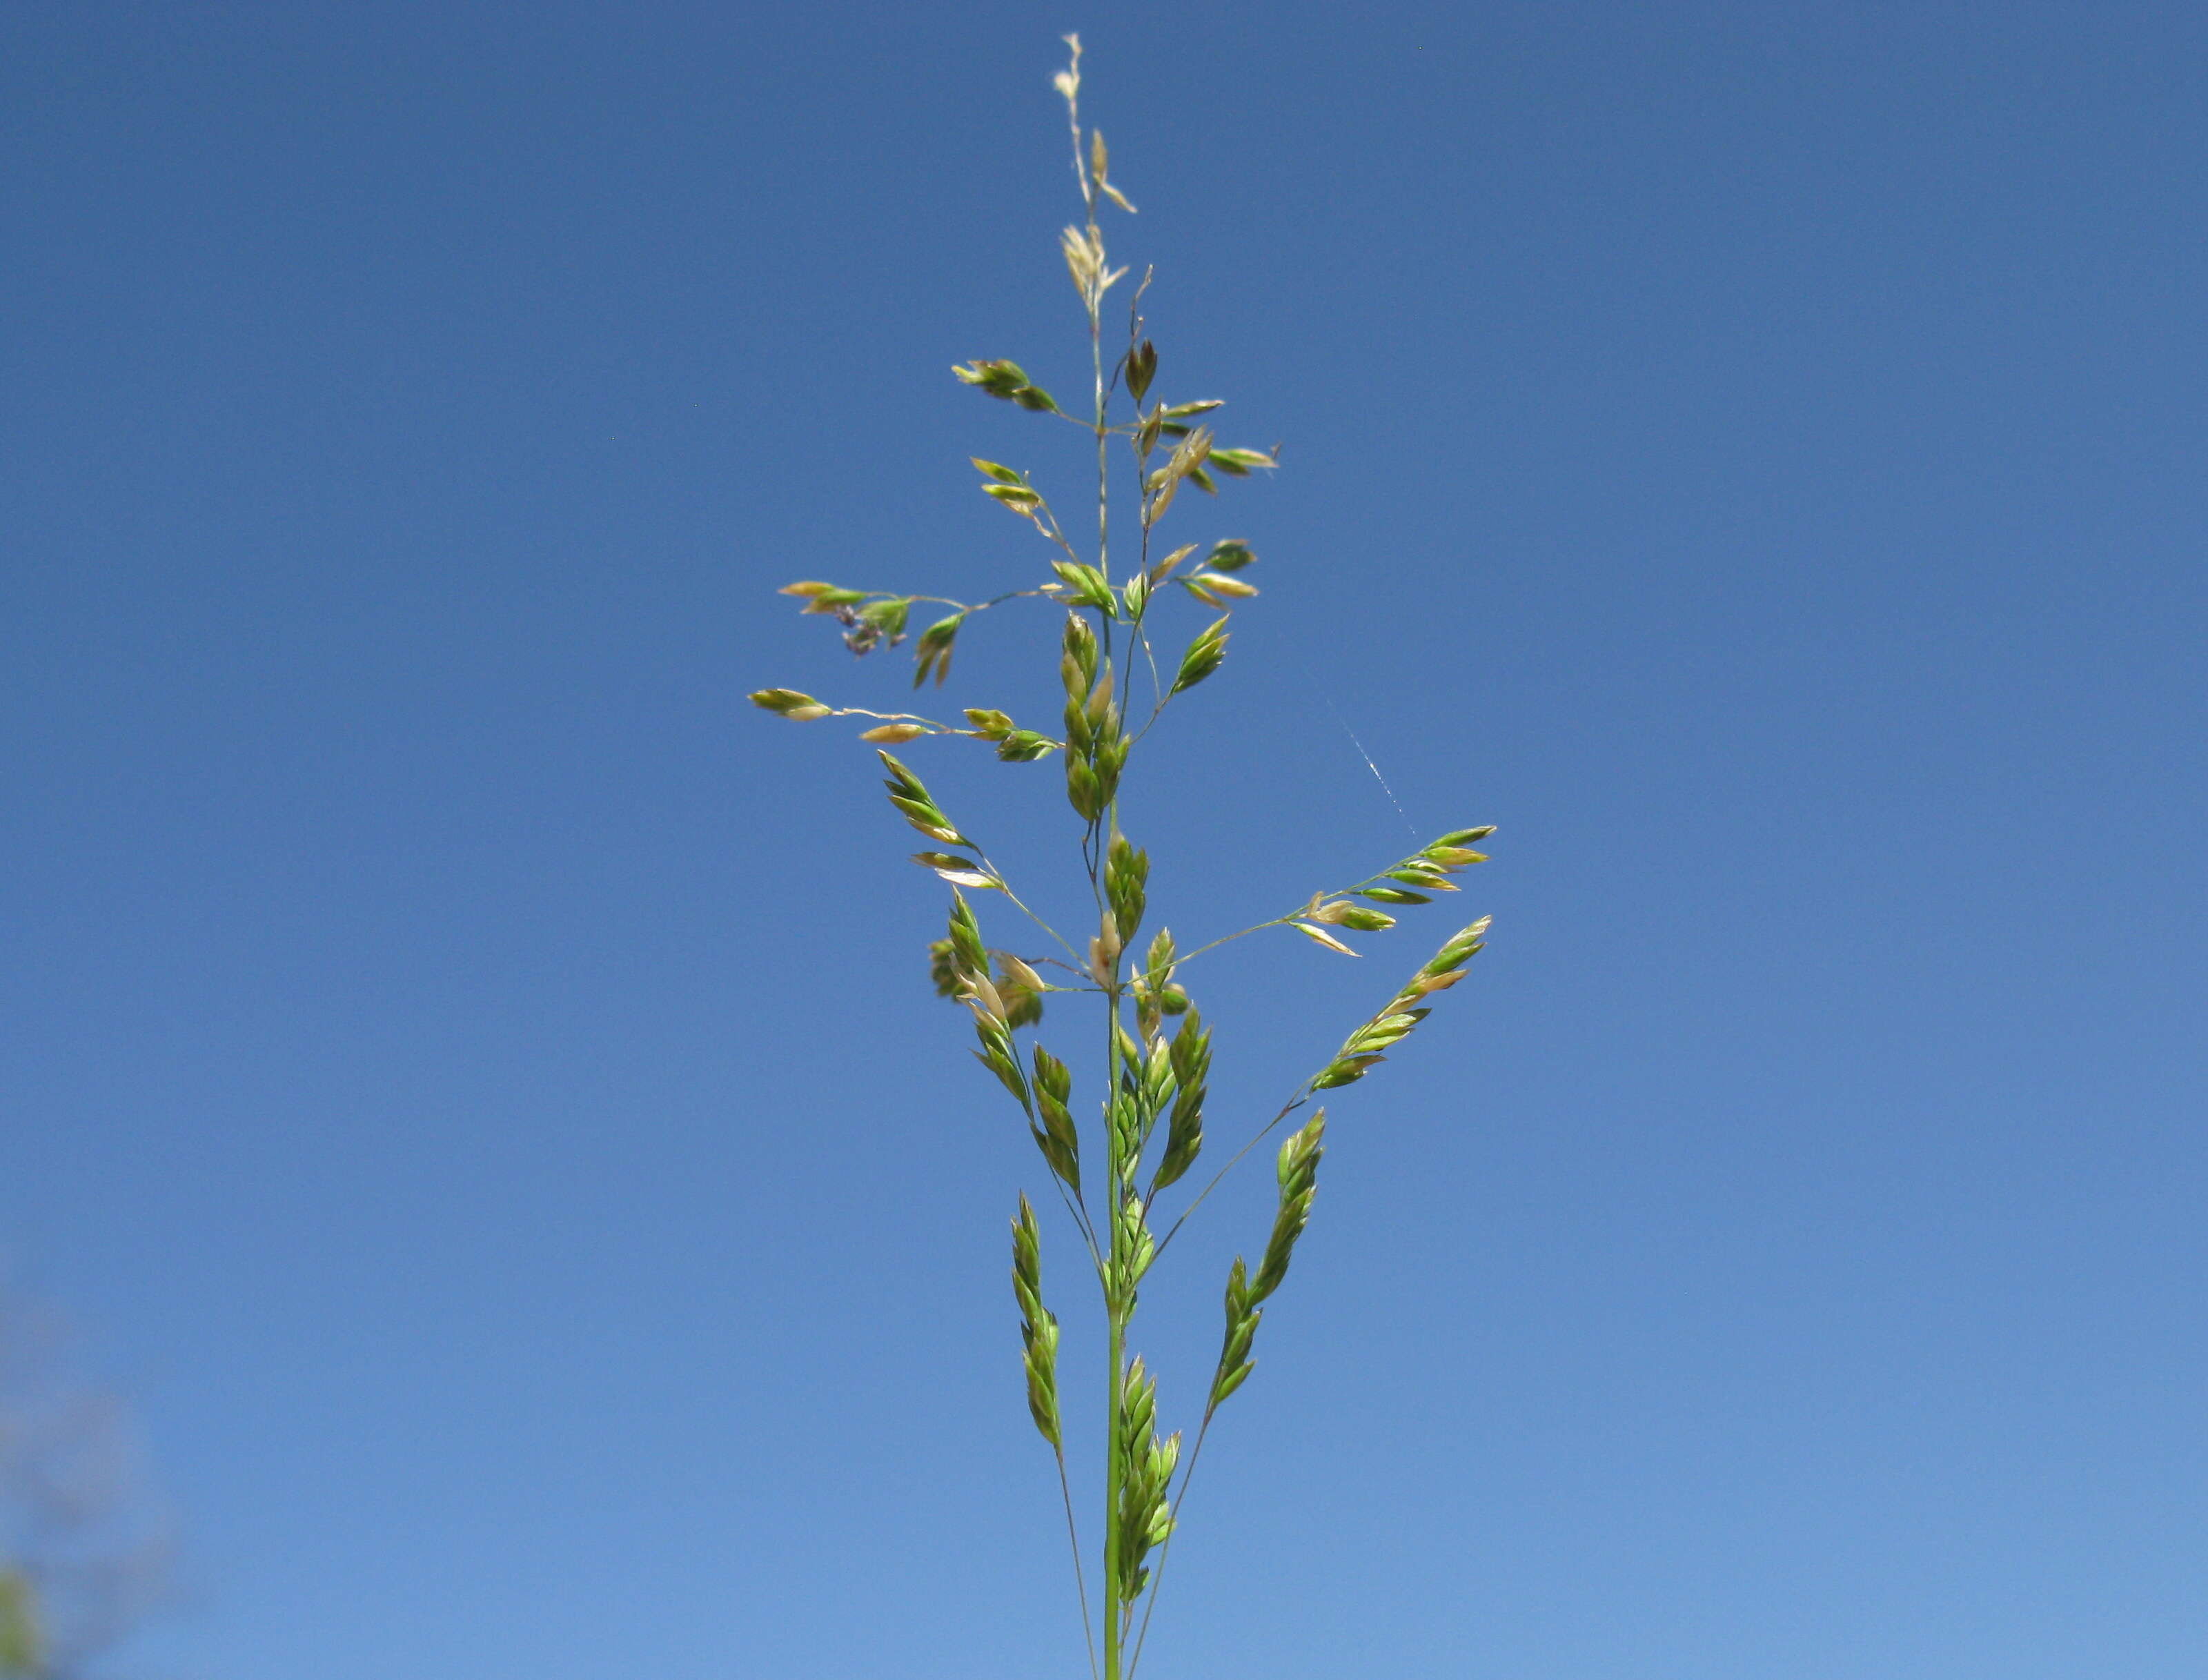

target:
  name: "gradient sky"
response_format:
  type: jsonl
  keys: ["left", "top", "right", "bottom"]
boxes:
{"left": 4, "top": 4, "right": 2205, "bottom": 1678}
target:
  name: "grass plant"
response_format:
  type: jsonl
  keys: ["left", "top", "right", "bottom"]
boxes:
{"left": 753, "top": 38, "right": 1496, "bottom": 1677}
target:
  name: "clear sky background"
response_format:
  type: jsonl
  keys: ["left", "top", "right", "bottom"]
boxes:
{"left": 3, "top": 3, "right": 2204, "bottom": 1677}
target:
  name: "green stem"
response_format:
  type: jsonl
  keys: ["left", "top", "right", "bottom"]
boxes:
{"left": 1152, "top": 1091, "right": 1311, "bottom": 1260}
{"left": 982, "top": 870, "right": 1079, "bottom": 966}
{"left": 1058, "top": 1447, "right": 1101, "bottom": 1680}
{"left": 1103, "top": 1310, "right": 1125, "bottom": 1680}
{"left": 1166, "top": 854, "right": 1439, "bottom": 973}
{"left": 1094, "top": 800, "right": 1127, "bottom": 1680}
{"left": 1165, "top": 917, "right": 1294, "bottom": 970}
{"left": 1092, "top": 265, "right": 1108, "bottom": 582}
{"left": 1099, "top": 922, "right": 1127, "bottom": 1679}
{"left": 1051, "top": 1173, "right": 1104, "bottom": 1281}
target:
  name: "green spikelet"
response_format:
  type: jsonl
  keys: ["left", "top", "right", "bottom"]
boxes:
{"left": 1012, "top": 1195, "right": 1062, "bottom": 1450}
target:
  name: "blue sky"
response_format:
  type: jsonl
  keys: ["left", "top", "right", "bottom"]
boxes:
{"left": 3, "top": 3, "right": 2204, "bottom": 1677}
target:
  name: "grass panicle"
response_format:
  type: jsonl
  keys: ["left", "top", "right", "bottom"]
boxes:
{"left": 751, "top": 38, "right": 1495, "bottom": 1679}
